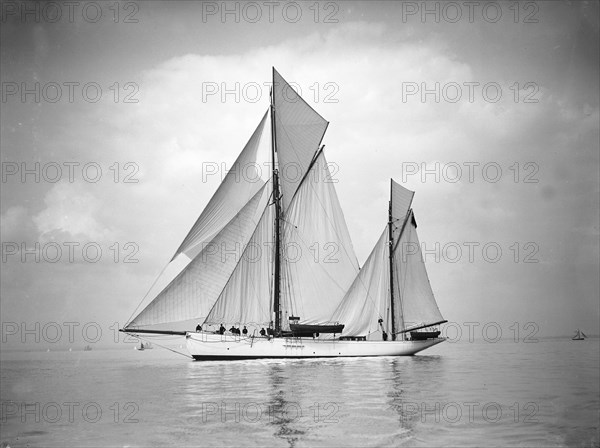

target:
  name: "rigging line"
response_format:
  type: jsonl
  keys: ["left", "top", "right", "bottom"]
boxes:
{"left": 273, "top": 110, "right": 304, "bottom": 168}
{"left": 276, "top": 246, "right": 292, "bottom": 320}
{"left": 397, "top": 224, "right": 413, "bottom": 322}
{"left": 291, "top": 152, "right": 361, "bottom": 270}
{"left": 393, "top": 227, "right": 406, "bottom": 333}
{"left": 124, "top": 261, "right": 171, "bottom": 327}
{"left": 410, "top": 222, "right": 443, "bottom": 315}
{"left": 202, "top": 193, "right": 273, "bottom": 324}
{"left": 283, "top": 249, "right": 298, "bottom": 319}
{"left": 345, "top": 227, "right": 388, "bottom": 322}
{"left": 172, "top": 110, "right": 269, "bottom": 260}
{"left": 242, "top": 211, "right": 272, "bottom": 324}
{"left": 133, "top": 183, "right": 270, "bottom": 327}
{"left": 272, "top": 109, "right": 327, "bottom": 205}
{"left": 130, "top": 334, "right": 193, "bottom": 359}
{"left": 272, "top": 99, "right": 354, "bottom": 271}
{"left": 172, "top": 119, "right": 268, "bottom": 261}
{"left": 285, "top": 221, "right": 347, "bottom": 296}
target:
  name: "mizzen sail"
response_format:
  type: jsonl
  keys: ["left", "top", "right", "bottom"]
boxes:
{"left": 331, "top": 179, "right": 445, "bottom": 339}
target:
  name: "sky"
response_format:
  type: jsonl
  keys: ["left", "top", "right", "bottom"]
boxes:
{"left": 1, "top": 0, "right": 599, "bottom": 349}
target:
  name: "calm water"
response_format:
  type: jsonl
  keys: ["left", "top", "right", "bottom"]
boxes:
{"left": 1, "top": 338, "right": 598, "bottom": 447}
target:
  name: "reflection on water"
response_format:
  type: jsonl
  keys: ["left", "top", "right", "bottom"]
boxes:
{"left": 267, "top": 364, "right": 305, "bottom": 448}
{"left": 1, "top": 339, "right": 598, "bottom": 447}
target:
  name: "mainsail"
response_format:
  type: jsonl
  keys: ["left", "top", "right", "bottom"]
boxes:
{"left": 125, "top": 68, "right": 359, "bottom": 334}
{"left": 331, "top": 180, "right": 445, "bottom": 339}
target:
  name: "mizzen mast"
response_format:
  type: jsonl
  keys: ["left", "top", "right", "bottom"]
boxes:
{"left": 388, "top": 187, "right": 397, "bottom": 341}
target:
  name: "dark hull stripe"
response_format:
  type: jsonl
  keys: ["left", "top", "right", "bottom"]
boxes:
{"left": 192, "top": 354, "right": 417, "bottom": 361}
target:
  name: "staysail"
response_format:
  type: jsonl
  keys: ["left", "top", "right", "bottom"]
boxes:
{"left": 280, "top": 149, "right": 359, "bottom": 326}
{"left": 331, "top": 228, "right": 391, "bottom": 338}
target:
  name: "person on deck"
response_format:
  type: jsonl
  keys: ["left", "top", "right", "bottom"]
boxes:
{"left": 242, "top": 326, "right": 248, "bottom": 335}
{"left": 219, "top": 324, "right": 226, "bottom": 335}
{"left": 259, "top": 328, "right": 266, "bottom": 336}
{"left": 196, "top": 324, "right": 202, "bottom": 332}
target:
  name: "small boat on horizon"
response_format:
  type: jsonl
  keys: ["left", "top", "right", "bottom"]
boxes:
{"left": 572, "top": 329, "right": 587, "bottom": 340}
{"left": 134, "top": 342, "right": 153, "bottom": 351}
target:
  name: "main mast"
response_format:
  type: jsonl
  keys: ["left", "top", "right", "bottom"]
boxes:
{"left": 270, "top": 68, "right": 282, "bottom": 336}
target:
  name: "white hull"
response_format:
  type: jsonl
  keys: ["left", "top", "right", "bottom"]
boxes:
{"left": 186, "top": 332, "right": 445, "bottom": 360}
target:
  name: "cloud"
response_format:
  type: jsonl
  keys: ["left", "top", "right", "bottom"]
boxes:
{"left": 33, "top": 181, "right": 116, "bottom": 243}
{"left": 1, "top": 206, "right": 32, "bottom": 241}
{"left": 1, "top": 13, "right": 598, "bottom": 337}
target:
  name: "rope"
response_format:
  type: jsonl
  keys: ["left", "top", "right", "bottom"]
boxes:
{"left": 131, "top": 335, "right": 193, "bottom": 359}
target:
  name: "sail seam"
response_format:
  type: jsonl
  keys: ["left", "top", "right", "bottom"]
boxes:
{"left": 130, "top": 183, "right": 269, "bottom": 327}
{"left": 203, "top": 186, "right": 274, "bottom": 325}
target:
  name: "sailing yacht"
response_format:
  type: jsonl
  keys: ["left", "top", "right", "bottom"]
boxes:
{"left": 572, "top": 329, "right": 587, "bottom": 340}
{"left": 121, "top": 68, "right": 447, "bottom": 359}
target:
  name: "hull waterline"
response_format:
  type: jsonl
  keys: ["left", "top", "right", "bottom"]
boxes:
{"left": 186, "top": 332, "right": 445, "bottom": 360}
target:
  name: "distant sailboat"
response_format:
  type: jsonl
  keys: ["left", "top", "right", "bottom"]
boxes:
{"left": 83, "top": 345, "right": 92, "bottom": 351}
{"left": 121, "top": 68, "right": 447, "bottom": 359}
{"left": 572, "top": 329, "right": 587, "bottom": 340}
{"left": 134, "top": 341, "right": 152, "bottom": 351}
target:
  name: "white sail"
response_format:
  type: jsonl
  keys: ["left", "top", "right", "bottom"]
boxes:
{"left": 172, "top": 111, "right": 268, "bottom": 260}
{"left": 280, "top": 150, "right": 359, "bottom": 325}
{"left": 122, "top": 68, "right": 447, "bottom": 359}
{"left": 204, "top": 116, "right": 359, "bottom": 330}
{"left": 127, "top": 183, "right": 269, "bottom": 329}
{"left": 391, "top": 179, "right": 414, "bottom": 223}
{"left": 204, "top": 192, "right": 274, "bottom": 327}
{"left": 331, "top": 182, "right": 444, "bottom": 339}
{"left": 393, "top": 211, "right": 445, "bottom": 331}
{"left": 331, "top": 228, "right": 390, "bottom": 339}
{"left": 272, "top": 68, "right": 328, "bottom": 210}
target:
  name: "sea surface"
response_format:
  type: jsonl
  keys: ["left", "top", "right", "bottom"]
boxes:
{"left": 1, "top": 337, "right": 599, "bottom": 447}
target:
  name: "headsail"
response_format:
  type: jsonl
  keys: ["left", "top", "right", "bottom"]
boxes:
{"left": 331, "top": 228, "right": 390, "bottom": 338}
{"left": 126, "top": 183, "right": 269, "bottom": 330}
{"left": 124, "top": 112, "right": 270, "bottom": 331}
{"left": 172, "top": 111, "right": 268, "bottom": 260}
